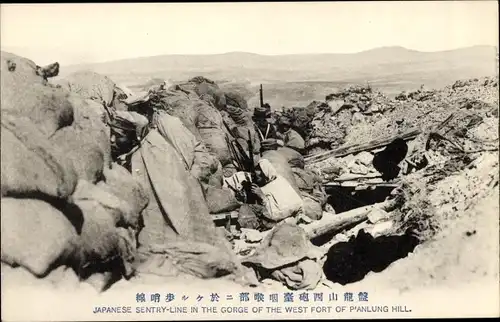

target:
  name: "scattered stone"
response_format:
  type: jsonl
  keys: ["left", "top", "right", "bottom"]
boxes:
{"left": 395, "top": 92, "right": 408, "bottom": 101}
{"left": 367, "top": 221, "right": 394, "bottom": 238}
{"left": 322, "top": 165, "right": 343, "bottom": 175}
{"left": 241, "top": 228, "right": 264, "bottom": 243}
{"left": 335, "top": 233, "right": 349, "bottom": 242}
{"left": 355, "top": 151, "right": 374, "bottom": 166}
{"left": 359, "top": 95, "right": 371, "bottom": 102}
{"left": 351, "top": 112, "right": 365, "bottom": 125}
{"left": 367, "top": 208, "right": 391, "bottom": 224}
{"left": 369, "top": 104, "right": 381, "bottom": 113}
{"left": 347, "top": 162, "right": 369, "bottom": 175}
{"left": 465, "top": 230, "right": 477, "bottom": 237}
{"left": 7, "top": 60, "right": 16, "bottom": 72}
{"left": 327, "top": 99, "right": 345, "bottom": 115}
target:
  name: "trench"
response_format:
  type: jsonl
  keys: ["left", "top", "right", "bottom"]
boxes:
{"left": 212, "top": 183, "right": 422, "bottom": 286}
{"left": 325, "top": 185, "right": 395, "bottom": 214}
{"left": 311, "top": 185, "right": 395, "bottom": 247}
{"left": 322, "top": 230, "right": 420, "bottom": 285}
{"left": 318, "top": 185, "right": 420, "bottom": 285}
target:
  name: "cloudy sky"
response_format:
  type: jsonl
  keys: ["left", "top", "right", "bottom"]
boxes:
{"left": 1, "top": 1, "right": 498, "bottom": 66}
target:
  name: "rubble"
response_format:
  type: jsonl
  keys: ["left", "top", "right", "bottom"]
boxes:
{"left": 280, "top": 76, "right": 498, "bottom": 155}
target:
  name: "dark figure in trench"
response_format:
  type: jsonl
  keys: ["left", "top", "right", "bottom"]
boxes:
{"left": 276, "top": 116, "right": 306, "bottom": 155}
{"left": 372, "top": 138, "right": 409, "bottom": 181}
{"left": 110, "top": 118, "right": 140, "bottom": 164}
{"left": 252, "top": 107, "right": 278, "bottom": 142}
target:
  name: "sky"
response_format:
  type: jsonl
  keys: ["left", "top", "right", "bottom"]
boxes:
{"left": 1, "top": 1, "right": 498, "bottom": 66}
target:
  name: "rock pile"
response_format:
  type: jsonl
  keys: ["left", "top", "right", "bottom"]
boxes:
{"left": 279, "top": 76, "right": 498, "bottom": 155}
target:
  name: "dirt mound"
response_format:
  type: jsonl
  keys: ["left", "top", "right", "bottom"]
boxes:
{"left": 55, "top": 71, "right": 116, "bottom": 107}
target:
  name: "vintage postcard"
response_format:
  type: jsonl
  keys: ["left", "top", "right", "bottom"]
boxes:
{"left": 1, "top": 1, "right": 499, "bottom": 320}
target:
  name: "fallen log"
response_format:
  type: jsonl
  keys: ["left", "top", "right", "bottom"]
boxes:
{"left": 305, "top": 128, "right": 421, "bottom": 164}
{"left": 318, "top": 221, "right": 372, "bottom": 254}
{"left": 302, "top": 200, "right": 392, "bottom": 239}
{"left": 317, "top": 211, "right": 399, "bottom": 258}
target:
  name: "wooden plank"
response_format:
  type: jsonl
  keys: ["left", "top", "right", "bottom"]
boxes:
{"left": 212, "top": 212, "right": 239, "bottom": 221}
{"left": 305, "top": 128, "right": 421, "bottom": 164}
{"left": 435, "top": 114, "right": 455, "bottom": 132}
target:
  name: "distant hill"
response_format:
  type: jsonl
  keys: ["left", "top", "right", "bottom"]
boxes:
{"left": 59, "top": 45, "right": 498, "bottom": 109}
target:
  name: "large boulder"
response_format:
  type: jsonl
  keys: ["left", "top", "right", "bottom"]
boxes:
{"left": 49, "top": 95, "right": 112, "bottom": 182}
{"left": 148, "top": 89, "right": 202, "bottom": 139}
{"left": 188, "top": 76, "right": 226, "bottom": 110}
{"left": 55, "top": 70, "right": 116, "bottom": 107}
{"left": 1, "top": 51, "right": 46, "bottom": 86}
{"left": 1, "top": 198, "right": 79, "bottom": 277}
{"left": 1, "top": 52, "right": 74, "bottom": 138}
{"left": 225, "top": 91, "right": 248, "bottom": 110}
{"left": 100, "top": 163, "right": 149, "bottom": 223}
{"left": 1, "top": 114, "right": 78, "bottom": 199}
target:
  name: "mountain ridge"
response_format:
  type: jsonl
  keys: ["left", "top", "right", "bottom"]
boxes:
{"left": 49, "top": 44, "right": 497, "bottom": 109}
{"left": 62, "top": 45, "right": 497, "bottom": 70}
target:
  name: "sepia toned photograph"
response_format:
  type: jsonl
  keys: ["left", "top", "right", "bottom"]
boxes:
{"left": 1, "top": 1, "right": 499, "bottom": 320}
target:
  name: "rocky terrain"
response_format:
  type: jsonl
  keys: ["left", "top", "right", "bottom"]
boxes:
{"left": 278, "top": 76, "right": 499, "bottom": 155}
{"left": 299, "top": 75, "right": 499, "bottom": 302}
{"left": 1, "top": 49, "right": 498, "bottom": 320}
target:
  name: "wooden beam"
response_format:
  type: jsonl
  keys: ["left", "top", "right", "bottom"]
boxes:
{"left": 318, "top": 221, "right": 372, "bottom": 254}
{"left": 305, "top": 128, "right": 421, "bottom": 164}
{"left": 324, "top": 182, "right": 400, "bottom": 189}
{"left": 302, "top": 200, "right": 392, "bottom": 239}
